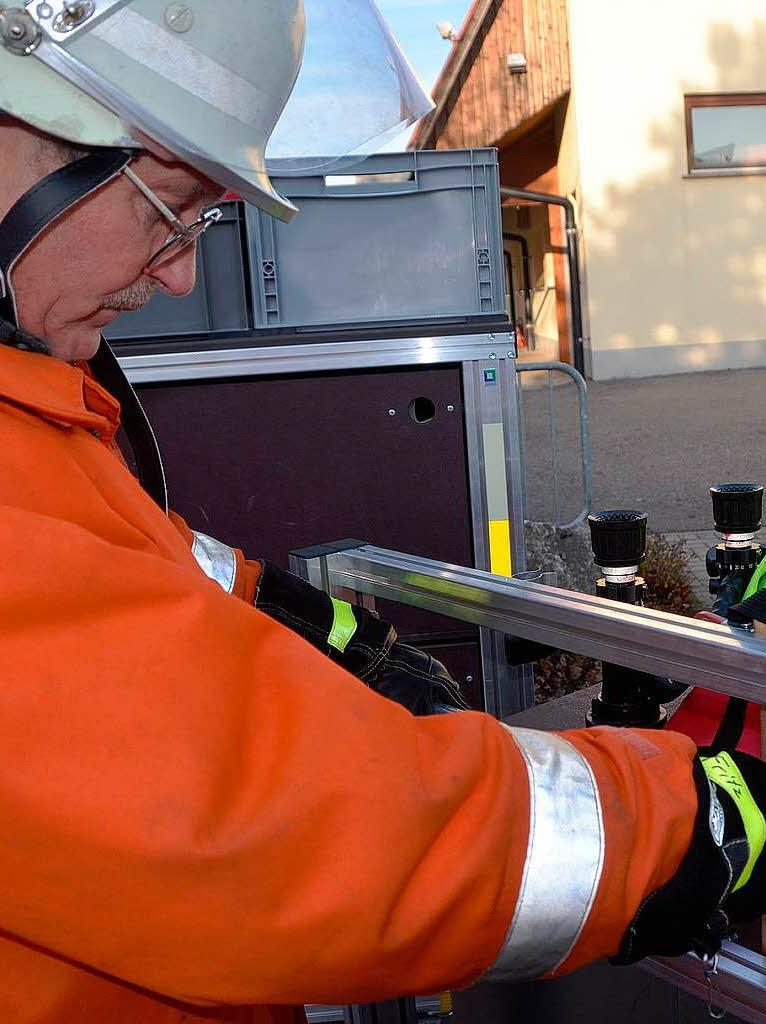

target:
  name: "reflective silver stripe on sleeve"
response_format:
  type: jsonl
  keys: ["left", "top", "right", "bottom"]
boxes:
{"left": 191, "top": 531, "right": 237, "bottom": 595}
{"left": 486, "top": 727, "right": 605, "bottom": 982}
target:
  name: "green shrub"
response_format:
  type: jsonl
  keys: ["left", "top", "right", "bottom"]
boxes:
{"left": 534, "top": 651, "right": 602, "bottom": 705}
{"left": 642, "top": 532, "right": 700, "bottom": 617}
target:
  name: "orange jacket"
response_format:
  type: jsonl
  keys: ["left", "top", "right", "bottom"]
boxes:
{"left": 0, "top": 342, "right": 700, "bottom": 1023}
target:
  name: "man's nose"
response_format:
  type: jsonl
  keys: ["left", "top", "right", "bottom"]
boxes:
{"left": 147, "top": 243, "right": 198, "bottom": 297}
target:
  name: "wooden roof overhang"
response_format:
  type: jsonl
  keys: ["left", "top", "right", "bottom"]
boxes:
{"left": 410, "top": 0, "right": 571, "bottom": 152}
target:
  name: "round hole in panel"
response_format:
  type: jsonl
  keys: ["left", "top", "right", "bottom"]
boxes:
{"left": 408, "top": 397, "right": 436, "bottom": 424}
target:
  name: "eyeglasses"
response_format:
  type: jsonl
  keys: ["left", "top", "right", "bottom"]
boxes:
{"left": 122, "top": 165, "right": 223, "bottom": 271}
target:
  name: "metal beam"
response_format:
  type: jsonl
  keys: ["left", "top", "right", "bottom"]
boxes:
{"left": 118, "top": 334, "right": 507, "bottom": 384}
{"left": 647, "top": 942, "right": 766, "bottom": 1024}
{"left": 316, "top": 545, "right": 766, "bottom": 703}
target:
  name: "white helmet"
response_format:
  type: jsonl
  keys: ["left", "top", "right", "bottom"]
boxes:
{"left": 0, "top": 0, "right": 433, "bottom": 222}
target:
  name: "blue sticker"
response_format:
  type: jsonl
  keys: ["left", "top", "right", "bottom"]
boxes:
{"left": 483, "top": 368, "right": 497, "bottom": 385}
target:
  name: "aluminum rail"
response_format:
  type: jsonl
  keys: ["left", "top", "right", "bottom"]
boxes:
{"left": 312, "top": 544, "right": 766, "bottom": 703}
{"left": 648, "top": 942, "right": 766, "bottom": 1024}
{"left": 118, "top": 334, "right": 505, "bottom": 385}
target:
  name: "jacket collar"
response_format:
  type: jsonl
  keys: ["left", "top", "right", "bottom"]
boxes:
{"left": 0, "top": 341, "right": 120, "bottom": 439}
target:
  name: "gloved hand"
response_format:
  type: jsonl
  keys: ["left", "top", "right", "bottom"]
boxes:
{"left": 613, "top": 749, "right": 766, "bottom": 964}
{"left": 254, "top": 560, "right": 469, "bottom": 715}
{"left": 706, "top": 750, "right": 766, "bottom": 928}
{"left": 369, "top": 641, "right": 469, "bottom": 715}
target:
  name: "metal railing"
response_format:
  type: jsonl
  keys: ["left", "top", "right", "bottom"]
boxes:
{"left": 517, "top": 361, "right": 593, "bottom": 531}
{"left": 499, "top": 187, "right": 586, "bottom": 375}
{"left": 290, "top": 541, "right": 766, "bottom": 1022}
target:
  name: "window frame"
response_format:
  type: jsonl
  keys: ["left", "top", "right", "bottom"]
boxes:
{"left": 684, "top": 92, "right": 766, "bottom": 177}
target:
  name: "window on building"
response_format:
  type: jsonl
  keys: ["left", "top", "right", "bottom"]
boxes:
{"left": 685, "top": 94, "right": 766, "bottom": 173}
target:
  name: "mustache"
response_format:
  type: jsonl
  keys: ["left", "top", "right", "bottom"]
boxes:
{"left": 101, "top": 278, "right": 157, "bottom": 312}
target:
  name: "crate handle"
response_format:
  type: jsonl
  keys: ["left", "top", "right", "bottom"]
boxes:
{"left": 324, "top": 171, "right": 418, "bottom": 196}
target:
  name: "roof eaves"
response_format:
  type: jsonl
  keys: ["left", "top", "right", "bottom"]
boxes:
{"left": 409, "top": 0, "right": 496, "bottom": 150}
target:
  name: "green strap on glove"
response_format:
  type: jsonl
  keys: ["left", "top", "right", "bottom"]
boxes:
{"left": 328, "top": 598, "right": 359, "bottom": 653}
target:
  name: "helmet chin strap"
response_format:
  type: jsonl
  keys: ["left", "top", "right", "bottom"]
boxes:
{"left": 0, "top": 146, "right": 169, "bottom": 513}
{"left": 89, "top": 337, "right": 169, "bottom": 514}
{"left": 0, "top": 148, "right": 133, "bottom": 326}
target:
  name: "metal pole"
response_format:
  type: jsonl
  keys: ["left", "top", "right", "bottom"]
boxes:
{"left": 498, "top": 355, "right": 534, "bottom": 711}
{"left": 503, "top": 232, "right": 534, "bottom": 350}
{"left": 462, "top": 357, "right": 531, "bottom": 715}
{"left": 547, "top": 370, "right": 561, "bottom": 528}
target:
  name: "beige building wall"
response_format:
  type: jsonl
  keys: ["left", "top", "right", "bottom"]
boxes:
{"left": 568, "top": 1, "right": 766, "bottom": 379}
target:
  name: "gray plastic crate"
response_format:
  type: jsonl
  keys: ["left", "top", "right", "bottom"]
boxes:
{"left": 248, "top": 148, "right": 506, "bottom": 334}
{"left": 105, "top": 202, "right": 248, "bottom": 342}
{"left": 106, "top": 150, "right": 507, "bottom": 346}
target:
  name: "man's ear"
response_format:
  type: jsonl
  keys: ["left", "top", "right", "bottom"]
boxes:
{"left": 754, "top": 620, "right": 766, "bottom": 637}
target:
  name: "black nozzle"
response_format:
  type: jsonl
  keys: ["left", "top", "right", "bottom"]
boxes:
{"left": 588, "top": 510, "right": 648, "bottom": 568}
{"left": 710, "top": 483, "right": 763, "bottom": 534}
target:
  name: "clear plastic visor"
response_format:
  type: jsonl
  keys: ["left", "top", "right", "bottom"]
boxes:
{"left": 265, "top": 0, "right": 435, "bottom": 175}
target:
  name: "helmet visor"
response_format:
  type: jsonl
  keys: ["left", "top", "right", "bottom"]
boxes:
{"left": 266, "top": 0, "right": 435, "bottom": 175}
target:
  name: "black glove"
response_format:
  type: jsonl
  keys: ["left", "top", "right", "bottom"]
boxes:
{"left": 372, "top": 641, "right": 469, "bottom": 715}
{"left": 613, "top": 750, "right": 766, "bottom": 965}
{"left": 254, "top": 560, "right": 469, "bottom": 715}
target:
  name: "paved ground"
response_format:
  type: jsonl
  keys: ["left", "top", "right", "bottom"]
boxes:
{"left": 519, "top": 365, "right": 766, "bottom": 534}
{"left": 519, "top": 366, "right": 766, "bottom": 604}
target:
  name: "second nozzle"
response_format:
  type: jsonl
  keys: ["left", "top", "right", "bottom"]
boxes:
{"left": 588, "top": 510, "right": 648, "bottom": 579}
{"left": 711, "top": 483, "right": 763, "bottom": 540}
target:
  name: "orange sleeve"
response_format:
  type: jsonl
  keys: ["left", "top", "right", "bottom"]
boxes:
{"left": 0, "top": 505, "right": 698, "bottom": 1006}
{"left": 477, "top": 724, "right": 697, "bottom": 983}
{"left": 557, "top": 727, "right": 697, "bottom": 975}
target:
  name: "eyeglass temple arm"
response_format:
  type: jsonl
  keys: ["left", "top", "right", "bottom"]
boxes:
{"left": 122, "top": 165, "right": 186, "bottom": 234}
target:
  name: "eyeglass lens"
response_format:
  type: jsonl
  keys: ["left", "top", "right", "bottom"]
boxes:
{"left": 146, "top": 210, "right": 222, "bottom": 271}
